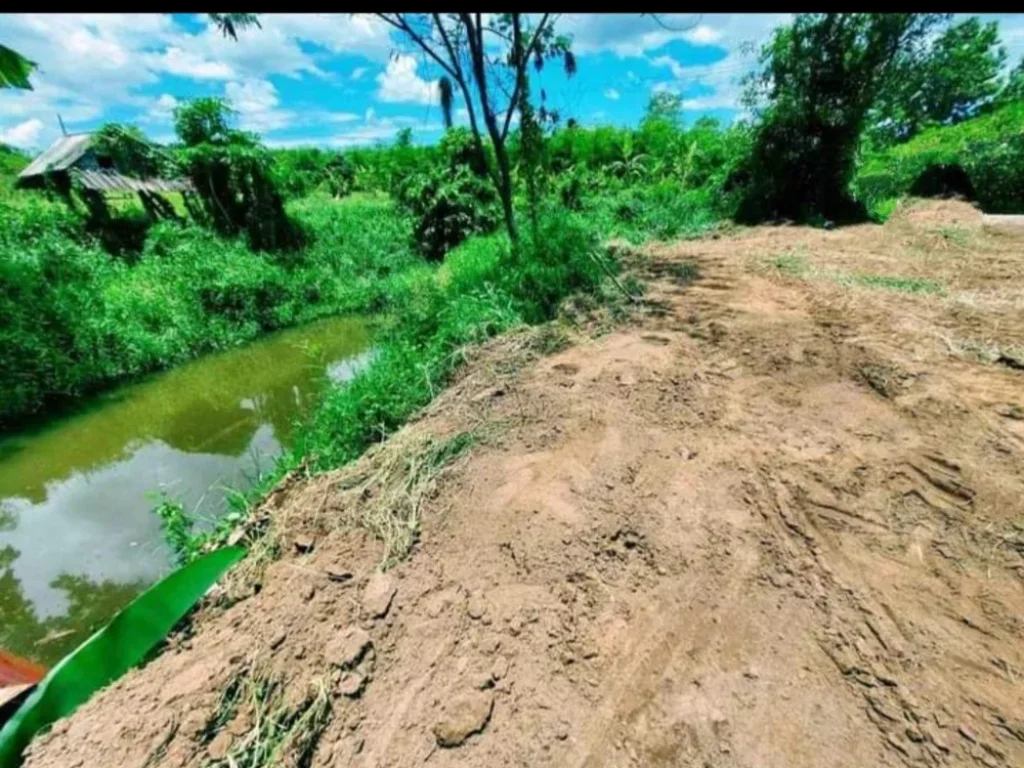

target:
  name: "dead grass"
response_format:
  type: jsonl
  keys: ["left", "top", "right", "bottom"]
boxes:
{"left": 198, "top": 663, "right": 332, "bottom": 768}
{"left": 329, "top": 430, "right": 479, "bottom": 567}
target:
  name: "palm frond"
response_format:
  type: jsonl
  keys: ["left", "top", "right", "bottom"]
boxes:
{"left": 208, "top": 13, "right": 262, "bottom": 41}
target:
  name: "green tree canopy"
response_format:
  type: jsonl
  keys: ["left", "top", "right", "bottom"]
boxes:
{"left": 870, "top": 17, "right": 1006, "bottom": 143}
{"left": 997, "top": 57, "right": 1024, "bottom": 106}
{"left": 737, "top": 13, "right": 942, "bottom": 224}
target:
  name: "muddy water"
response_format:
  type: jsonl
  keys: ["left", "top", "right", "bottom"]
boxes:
{"left": 0, "top": 316, "right": 372, "bottom": 666}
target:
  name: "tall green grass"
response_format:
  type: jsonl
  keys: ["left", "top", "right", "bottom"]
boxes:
{"left": 294, "top": 207, "right": 605, "bottom": 470}
{"left": 0, "top": 191, "right": 419, "bottom": 427}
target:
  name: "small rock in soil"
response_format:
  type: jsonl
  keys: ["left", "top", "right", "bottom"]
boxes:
{"left": 467, "top": 594, "right": 488, "bottom": 620}
{"left": 207, "top": 731, "right": 233, "bottom": 761}
{"left": 269, "top": 629, "right": 286, "bottom": 650}
{"left": 180, "top": 708, "right": 207, "bottom": 738}
{"left": 337, "top": 672, "right": 365, "bottom": 698}
{"left": 327, "top": 568, "right": 353, "bottom": 583}
{"left": 362, "top": 573, "right": 398, "bottom": 619}
{"left": 327, "top": 627, "right": 373, "bottom": 670}
{"left": 226, "top": 711, "right": 251, "bottom": 736}
{"left": 491, "top": 656, "right": 510, "bottom": 681}
{"left": 294, "top": 535, "right": 315, "bottom": 554}
{"left": 433, "top": 690, "right": 495, "bottom": 747}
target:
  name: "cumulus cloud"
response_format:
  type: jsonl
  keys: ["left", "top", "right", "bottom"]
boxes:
{"left": 0, "top": 118, "right": 45, "bottom": 149}
{"left": 327, "top": 117, "right": 442, "bottom": 147}
{"left": 0, "top": 13, "right": 392, "bottom": 149}
{"left": 149, "top": 47, "right": 234, "bottom": 79}
{"left": 376, "top": 55, "right": 437, "bottom": 105}
{"left": 142, "top": 93, "right": 179, "bottom": 124}
{"left": 649, "top": 53, "right": 754, "bottom": 110}
{"left": 604, "top": 88, "right": 621, "bottom": 100}
{"left": 561, "top": 13, "right": 790, "bottom": 58}
{"left": 224, "top": 79, "right": 295, "bottom": 133}
{"left": 351, "top": 67, "right": 367, "bottom": 81}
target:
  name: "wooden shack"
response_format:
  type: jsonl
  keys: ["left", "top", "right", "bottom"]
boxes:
{"left": 16, "top": 132, "right": 195, "bottom": 222}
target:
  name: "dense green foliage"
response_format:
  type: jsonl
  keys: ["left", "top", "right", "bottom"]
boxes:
{"left": 870, "top": 17, "right": 1007, "bottom": 144}
{"left": 737, "top": 14, "right": 942, "bottom": 223}
{"left": 173, "top": 98, "right": 303, "bottom": 252}
{"left": 0, "top": 185, "right": 418, "bottom": 427}
{"left": 294, "top": 207, "right": 608, "bottom": 471}
{"left": 855, "top": 100, "right": 1024, "bottom": 218}
{"left": 392, "top": 128, "right": 498, "bottom": 260}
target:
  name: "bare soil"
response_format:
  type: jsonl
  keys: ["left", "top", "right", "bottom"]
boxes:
{"left": 26, "top": 200, "right": 1024, "bottom": 768}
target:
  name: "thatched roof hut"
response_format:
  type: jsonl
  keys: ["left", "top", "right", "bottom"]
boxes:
{"left": 17, "top": 133, "right": 194, "bottom": 193}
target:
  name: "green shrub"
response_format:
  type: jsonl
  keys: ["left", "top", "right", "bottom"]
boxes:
{"left": 854, "top": 101, "right": 1024, "bottom": 213}
{"left": 295, "top": 208, "right": 604, "bottom": 470}
{"left": 392, "top": 129, "right": 499, "bottom": 261}
{"left": 0, "top": 189, "right": 421, "bottom": 428}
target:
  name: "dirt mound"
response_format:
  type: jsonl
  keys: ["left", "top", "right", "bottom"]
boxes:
{"left": 885, "top": 197, "right": 985, "bottom": 231}
{"left": 26, "top": 203, "right": 1024, "bottom": 768}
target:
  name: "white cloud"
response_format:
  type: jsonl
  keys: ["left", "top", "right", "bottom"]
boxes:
{"left": 687, "top": 24, "right": 724, "bottom": 45}
{"left": 327, "top": 119, "right": 443, "bottom": 148}
{"left": 150, "top": 47, "right": 235, "bottom": 79}
{"left": 0, "top": 13, "right": 393, "bottom": 150}
{"left": 225, "top": 79, "right": 295, "bottom": 133}
{"left": 604, "top": 88, "right": 621, "bottom": 100}
{"left": 142, "top": 93, "right": 179, "bottom": 124}
{"left": 0, "top": 118, "right": 45, "bottom": 149}
{"left": 155, "top": 94, "right": 178, "bottom": 111}
{"left": 561, "top": 13, "right": 790, "bottom": 58}
{"left": 269, "top": 14, "right": 392, "bottom": 62}
{"left": 649, "top": 48, "right": 763, "bottom": 111}
{"left": 324, "top": 112, "right": 360, "bottom": 124}
{"left": 376, "top": 55, "right": 438, "bottom": 105}
{"left": 351, "top": 67, "right": 367, "bottom": 81}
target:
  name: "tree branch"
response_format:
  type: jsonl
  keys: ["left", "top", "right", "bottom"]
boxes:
{"left": 374, "top": 13, "right": 459, "bottom": 80}
{"left": 643, "top": 13, "right": 702, "bottom": 33}
{"left": 501, "top": 13, "right": 552, "bottom": 141}
{"left": 432, "top": 14, "right": 494, "bottom": 185}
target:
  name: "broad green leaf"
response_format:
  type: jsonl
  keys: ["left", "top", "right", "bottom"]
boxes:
{"left": 0, "top": 546, "right": 246, "bottom": 767}
{"left": 0, "top": 45, "right": 36, "bottom": 90}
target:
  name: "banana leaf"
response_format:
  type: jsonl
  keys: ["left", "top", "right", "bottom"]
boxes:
{"left": 0, "top": 546, "right": 245, "bottom": 767}
{"left": 0, "top": 46, "right": 36, "bottom": 90}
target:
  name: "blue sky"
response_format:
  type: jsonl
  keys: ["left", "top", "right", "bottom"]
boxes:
{"left": 2, "top": 13, "right": 1022, "bottom": 152}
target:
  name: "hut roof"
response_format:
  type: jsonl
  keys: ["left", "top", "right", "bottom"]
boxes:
{"left": 18, "top": 133, "right": 92, "bottom": 178}
{"left": 72, "top": 169, "right": 195, "bottom": 194}
{"left": 18, "top": 133, "right": 194, "bottom": 193}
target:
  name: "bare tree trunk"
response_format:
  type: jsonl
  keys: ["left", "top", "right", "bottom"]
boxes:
{"left": 462, "top": 13, "right": 519, "bottom": 247}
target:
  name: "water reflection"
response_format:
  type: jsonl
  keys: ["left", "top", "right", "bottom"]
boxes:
{"left": 0, "top": 316, "right": 371, "bottom": 665}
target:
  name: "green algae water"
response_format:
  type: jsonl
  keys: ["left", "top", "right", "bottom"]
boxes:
{"left": 0, "top": 316, "right": 371, "bottom": 666}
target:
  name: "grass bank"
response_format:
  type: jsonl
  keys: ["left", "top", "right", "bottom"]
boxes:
{"left": 159, "top": 206, "right": 627, "bottom": 562}
{"left": 0, "top": 189, "right": 418, "bottom": 429}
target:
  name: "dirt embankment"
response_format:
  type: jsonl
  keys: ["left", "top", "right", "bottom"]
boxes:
{"left": 27, "top": 201, "right": 1024, "bottom": 768}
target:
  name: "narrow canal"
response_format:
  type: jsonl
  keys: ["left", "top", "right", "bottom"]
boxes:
{"left": 0, "top": 315, "right": 371, "bottom": 665}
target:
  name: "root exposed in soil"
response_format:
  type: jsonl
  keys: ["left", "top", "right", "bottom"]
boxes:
{"left": 26, "top": 201, "right": 1024, "bottom": 768}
